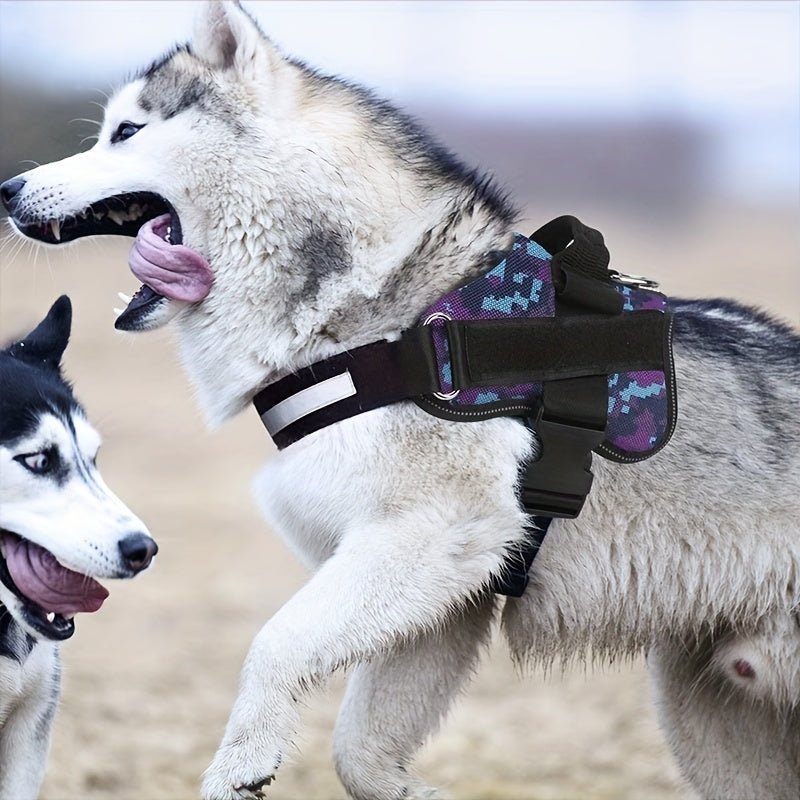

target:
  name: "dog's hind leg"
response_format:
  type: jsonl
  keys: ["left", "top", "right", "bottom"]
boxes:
{"left": 333, "top": 594, "right": 496, "bottom": 800}
{"left": 201, "top": 511, "right": 517, "bottom": 800}
{"left": 649, "top": 634, "right": 800, "bottom": 800}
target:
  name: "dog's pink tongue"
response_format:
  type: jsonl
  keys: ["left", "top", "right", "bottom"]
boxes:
{"left": 128, "top": 214, "right": 213, "bottom": 302}
{"left": 3, "top": 536, "right": 108, "bottom": 614}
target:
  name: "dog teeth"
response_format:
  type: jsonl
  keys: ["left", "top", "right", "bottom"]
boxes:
{"left": 63, "top": 612, "right": 75, "bottom": 620}
{"left": 113, "top": 307, "right": 125, "bottom": 316}
{"left": 46, "top": 612, "right": 56, "bottom": 623}
{"left": 50, "top": 219, "right": 61, "bottom": 241}
{"left": 117, "top": 292, "right": 132, "bottom": 304}
{"left": 78, "top": 209, "right": 88, "bottom": 220}
{"left": 106, "top": 206, "right": 146, "bottom": 226}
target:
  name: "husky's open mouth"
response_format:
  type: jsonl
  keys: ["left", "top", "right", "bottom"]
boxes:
{"left": 13, "top": 191, "right": 179, "bottom": 246}
{"left": 0, "top": 531, "right": 109, "bottom": 641}
{"left": 11, "top": 191, "right": 212, "bottom": 332}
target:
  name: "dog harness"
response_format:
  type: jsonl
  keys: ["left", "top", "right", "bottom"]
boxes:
{"left": 253, "top": 216, "right": 677, "bottom": 596}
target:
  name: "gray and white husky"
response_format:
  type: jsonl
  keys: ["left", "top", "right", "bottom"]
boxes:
{"left": 0, "top": 297, "right": 157, "bottom": 800}
{"left": 2, "top": 2, "right": 799, "bottom": 798}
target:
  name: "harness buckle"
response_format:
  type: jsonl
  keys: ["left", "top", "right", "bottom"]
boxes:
{"left": 519, "top": 408, "right": 606, "bottom": 519}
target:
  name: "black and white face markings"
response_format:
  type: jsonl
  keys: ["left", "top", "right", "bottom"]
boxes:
{"left": 0, "top": 297, "right": 155, "bottom": 644}
{"left": 9, "top": 409, "right": 101, "bottom": 492}
{"left": 0, "top": 406, "right": 145, "bottom": 586}
{"left": 135, "top": 45, "right": 245, "bottom": 131}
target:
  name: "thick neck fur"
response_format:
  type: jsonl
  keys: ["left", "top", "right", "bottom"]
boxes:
{"left": 172, "top": 60, "right": 517, "bottom": 425}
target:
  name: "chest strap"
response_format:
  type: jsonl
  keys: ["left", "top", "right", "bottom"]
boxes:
{"left": 255, "top": 312, "right": 665, "bottom": 449}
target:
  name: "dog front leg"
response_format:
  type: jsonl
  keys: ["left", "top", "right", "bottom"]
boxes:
{"left": 201, "top": 519, "right": 506, "bottom": 800}
{"left": 333, "top": 593, "right": 496, "bottom": 800}
{"left": 0, "top": 661, "right": 60, "bottom": 800}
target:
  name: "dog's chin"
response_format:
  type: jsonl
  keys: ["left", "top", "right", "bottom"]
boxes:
{"left": 114, "top": 286, "right": 184, "bottom": 332}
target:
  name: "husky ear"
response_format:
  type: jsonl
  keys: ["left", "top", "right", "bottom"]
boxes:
{"left": 9, "top": 296, "right": 72, "bottom": 372}
{"left": 192, "top": 1, "right": 275, "bottom": 74}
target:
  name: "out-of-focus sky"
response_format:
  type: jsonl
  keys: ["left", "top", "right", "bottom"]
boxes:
{"left": 0, "top": 0, "right": 798, "bottom": 204}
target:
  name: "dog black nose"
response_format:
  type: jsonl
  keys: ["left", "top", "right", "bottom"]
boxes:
{"left": 118, "top": 532, "right": 158, "bottom": 574}
{"left": 0, "top": 177, "right": 26, "bottom": 213}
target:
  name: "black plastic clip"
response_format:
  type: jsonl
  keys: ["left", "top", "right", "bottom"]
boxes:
{"left": 519, "top": 407, "right": 606, "bottom": 518}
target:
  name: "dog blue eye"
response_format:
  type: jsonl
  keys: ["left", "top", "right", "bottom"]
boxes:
{"left": 15, "top": 450, "right": 54, "bottom": 475}
{"left": 111, "top": 122, "right": 144, "bottom": 144}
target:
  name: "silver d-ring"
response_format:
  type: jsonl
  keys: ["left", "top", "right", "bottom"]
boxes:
{"left": 422, "top": 311, "right": 453, "bottom": 326}
{"left": 422, "top": 311, "right": 460, "bottom": 400}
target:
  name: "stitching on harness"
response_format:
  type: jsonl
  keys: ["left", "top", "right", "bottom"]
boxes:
{"left": 416, "top": 396, "right": 532, "bottom": 419}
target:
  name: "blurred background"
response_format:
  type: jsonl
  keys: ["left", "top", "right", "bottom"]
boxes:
{"left": 0, "top": 2, "right": 797, "bottom": 799}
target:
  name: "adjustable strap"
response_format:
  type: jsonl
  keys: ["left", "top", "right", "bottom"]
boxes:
{"left": 490, "top": 376, "right": 608, "bottom": 597}
{"left": 489, "top": 517, "right": 552, "bottom": 597}
{"left": 518, "top": 376, "right": 607, "bottom": 516}
{"left": 521, "top": 216, "right": 616, "bottom": 517}
{"left": 254, "top": 326, "right": 440, "bottom": 449}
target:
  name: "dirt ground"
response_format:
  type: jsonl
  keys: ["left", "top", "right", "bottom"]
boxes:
{"left": 1, "top": 203, "right": 797, "bottom": 800}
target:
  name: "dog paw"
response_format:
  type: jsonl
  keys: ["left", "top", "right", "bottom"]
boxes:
{"left": 201, "top": 745, "right": 281, "bottom": 800}
{"left": 233, "top": 777, "right": 273, "bottom": 800}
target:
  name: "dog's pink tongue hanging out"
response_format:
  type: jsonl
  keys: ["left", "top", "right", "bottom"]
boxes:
{"left": 3, "top": 535, "right": 109, "bottom": 614}
{"left": 128, "top": 214, "right": 214, "bottom": 302}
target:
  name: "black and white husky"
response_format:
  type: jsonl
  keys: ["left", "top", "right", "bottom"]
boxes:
{"left": 0, "top": 297, "right": 157, "bottom": 800}
{"left": 2, "top": 2, "right": 799, "bottom": 798}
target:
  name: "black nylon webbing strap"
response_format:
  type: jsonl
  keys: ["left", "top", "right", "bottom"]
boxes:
{"left": 254, "top": 326, "right": 440, "bottom": 449}
{"left": 510, "top": 221, "right": 616, "bottom": 521}
{"left": 490, "top": 374, "right": 608, "bottom": 597}
{"left": 489, "top": 517, "right": 552, "bottom": 597}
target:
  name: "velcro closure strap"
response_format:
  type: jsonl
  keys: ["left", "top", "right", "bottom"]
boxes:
{"left": 446, "top": 311, "right": 667, "bottom": 390}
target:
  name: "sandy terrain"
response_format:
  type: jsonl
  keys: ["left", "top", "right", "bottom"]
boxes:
{"left": 1, "top": 203, "right": 797, "bottom": 800}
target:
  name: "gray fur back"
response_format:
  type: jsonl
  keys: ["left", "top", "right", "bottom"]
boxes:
{"left": 503, "top": 298, "right": 800, "bottom": 665}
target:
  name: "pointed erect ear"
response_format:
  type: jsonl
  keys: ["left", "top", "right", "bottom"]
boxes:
{"left": 192, "top": 0, "right": 275, "bottom": 73}
{"left": 9, "top": 295, "right": 72, "bottom": 372}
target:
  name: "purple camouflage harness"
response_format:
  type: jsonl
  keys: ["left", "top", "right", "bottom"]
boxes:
{"left": 253, "top": 216, "right": 677, "bottom": 596}
{"left": 416, "top": 231, "right": 675, "bottom": 460}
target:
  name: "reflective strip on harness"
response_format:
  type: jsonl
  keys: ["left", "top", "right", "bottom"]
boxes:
{"left": 260, "top": 371, "right": 356, "bottom": 436}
